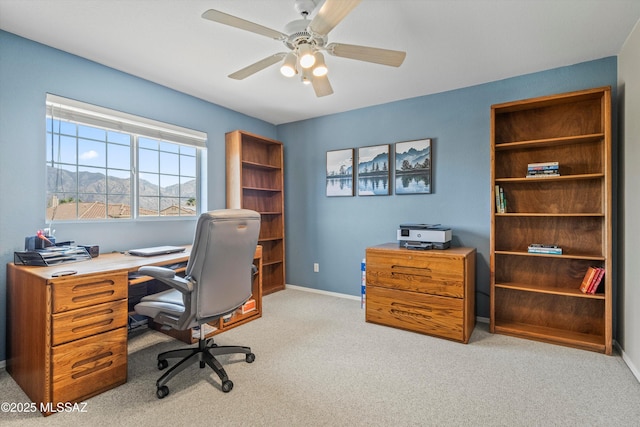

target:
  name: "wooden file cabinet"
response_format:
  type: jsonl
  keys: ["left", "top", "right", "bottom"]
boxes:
{"left": 7, "top": 266, "right": 129, "bottom": 415}
{"left": 365, "top": 244, "right": 476, "bottom": 343}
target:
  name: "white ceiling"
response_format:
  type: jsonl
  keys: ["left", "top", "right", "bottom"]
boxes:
{"left": 1, "top": 0, "right": 640, "bottom": 125}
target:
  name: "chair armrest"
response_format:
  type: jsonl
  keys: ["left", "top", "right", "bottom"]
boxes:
{"left": 139, "top": 266, "right": 193, "bottom": 294}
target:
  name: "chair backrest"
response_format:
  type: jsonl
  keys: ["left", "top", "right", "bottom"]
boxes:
{"left": 185, "top": 209, "right": 260, "bottom": 322}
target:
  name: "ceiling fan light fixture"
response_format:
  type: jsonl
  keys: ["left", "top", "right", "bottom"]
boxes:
{"left": 312, "top": 52, "right": 328, "bottom": 77}
{"left": 280, "top": 52, "right": 297, "bottom": 77}
{"left": 298, "top": 43, "right": 315, "bottom": 68}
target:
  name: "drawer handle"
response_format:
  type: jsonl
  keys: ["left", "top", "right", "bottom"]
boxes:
{"left": 71, "top": 351, "right": 114, "bottom": 379}
{"left": 71, "top": 361, "right": 114, "bottom": 380}
{"left": 73, "top": 280, "right": 115, "bottom": 291}
{"left": 72, "top": 319, "right": 114, "bottom": 334}
{"left": 391, "top": 265, "right": 432, "bottom": 278}
{"left": 390, "top": 302, "right": 432, "bottom": 320}
{"left": 72, "top": 308, "right": 115, "bottom": 321}
{"left": 71, "top": 290, "right": 115, "bottom": 303}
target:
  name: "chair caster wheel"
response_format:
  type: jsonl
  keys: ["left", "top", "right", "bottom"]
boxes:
{"left": 222, "top": 380, "right": 234, "bottom": 393}
{"left": 158, "top": 359, "right": 168, "bottom": 370}
{"left": 246, "top": 353, "right": 255, "bottom": 363}
{"left": 156, "top": 385, "right": 170, "bottom": 399}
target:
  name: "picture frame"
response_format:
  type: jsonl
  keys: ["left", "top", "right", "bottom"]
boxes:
{"left": 357, "top": 144, "right": 391, "bottom": 196}
{"left": 394, "top": 138, "right": 432, "bottom": 194}
{"left": 326, "top": 148, "right": 354, "bottom": 196}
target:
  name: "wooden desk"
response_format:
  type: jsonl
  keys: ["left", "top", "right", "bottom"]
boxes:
{"left": 6, "top": 245, "right": 262, "bottom": 416}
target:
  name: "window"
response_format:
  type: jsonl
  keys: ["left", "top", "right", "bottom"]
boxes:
{"left": 46, "top": 94, "right": 206, "bottom": 221}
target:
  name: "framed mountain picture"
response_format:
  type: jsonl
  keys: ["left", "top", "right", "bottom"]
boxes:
{"left": 326, "top": 148, "right": 354, "bottom": 196}
{"left": 395, "top": 138, "right": 431, "bottom": 194}
{"left": 357, "top": 144, "right": 390, "bottom": 196}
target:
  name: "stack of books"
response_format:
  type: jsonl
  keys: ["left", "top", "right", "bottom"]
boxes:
{"left": 527, "top": 244, "right": 562, "bottom": 255}
{"left": 579, "top": 266, "right": 605, "bottom": 294}
{"left": 526, "top": 161, "right": 559, "bottom": 178}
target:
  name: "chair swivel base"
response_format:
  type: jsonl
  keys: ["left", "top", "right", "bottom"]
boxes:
{"left": 154, "top": 338, "right": 255, "bottom": 399}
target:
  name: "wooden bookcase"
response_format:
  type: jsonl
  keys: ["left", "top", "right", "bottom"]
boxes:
{"left": 490, "top": 87, "right": 612, "bottom": 354}
{"left": 226, "top": 130, "right": 285, "bottom": 295}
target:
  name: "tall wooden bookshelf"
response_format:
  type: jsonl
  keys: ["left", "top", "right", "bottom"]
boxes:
{"left": 490, "top": 87, "right": 612, "bottom": 354}
{"left": 226, "top": 130, "right": 285, "bottom": 295}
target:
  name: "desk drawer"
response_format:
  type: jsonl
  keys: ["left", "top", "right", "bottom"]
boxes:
{"left": 366, "top": 286, "right": 464, "bottom": 341}
{"left": 366, "top": 251, "right": 465, "bottom": 298}
{"left": 51, "top": 327, "right": 127, "bottom": 404}
{"left": 52, "top": 299, "right": 128, "bottom": 345}
{"left": 52, "top": 273, "right": 128, "bottom": 313}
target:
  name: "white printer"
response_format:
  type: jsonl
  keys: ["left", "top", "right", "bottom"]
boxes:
{"left": 397, "top": 224, "right": 452, "bottom": 250}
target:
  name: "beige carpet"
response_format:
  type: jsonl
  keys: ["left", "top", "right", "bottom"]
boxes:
{"left": 2, "top": 288, "right": 640, "bottom": 426}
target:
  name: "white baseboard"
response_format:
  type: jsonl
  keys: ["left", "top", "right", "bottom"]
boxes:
{"left": 285, "top": 284, "right": 361, "bottom": 301}
{"left": 0, "top": 359, "right": 6, "bottom": 370}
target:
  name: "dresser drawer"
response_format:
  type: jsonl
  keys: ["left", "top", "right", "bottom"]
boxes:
{"left": 51, "top": 327, "right": 127, "bottom": 404}
{"left": 366, "top": 250, "right": 465, "bottom": 297}
{"left": 52, "top": 299, "right": 128, "bottom": 345}
{"left": 52, "top": 273, "right": 128, "bottom": 313}
{"left": 366, "top": 286, "right": 464, "bottom": 341}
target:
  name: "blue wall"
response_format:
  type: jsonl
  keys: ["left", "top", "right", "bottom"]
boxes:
{"left": 277, "top": 57, "right": 618, "bottom": 320}
{"left": 0, "top": 30, "right": 277, "bottom": 361}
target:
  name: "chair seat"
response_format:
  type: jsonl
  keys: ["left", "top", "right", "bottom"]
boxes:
{"left": 135, "top": 289, "right": 185, "bottom": 318}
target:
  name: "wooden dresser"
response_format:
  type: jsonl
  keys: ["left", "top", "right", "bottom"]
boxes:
{"left": 365, "top": 244, "right": 476, "bottom": 343}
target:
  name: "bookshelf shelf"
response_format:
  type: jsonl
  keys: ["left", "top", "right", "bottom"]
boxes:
{"left": 493, "top": 322, "right": 605, "bottom": 353}
{"left": 490, "top": 87, "right": 612, "bottom": 354}
{"left": 495, "top": 282, "right": 605, "bottom": 299}
{"left": 495, "top": 213, "right": 605, "bottom": 217}
{"left": 494, "top": 133, "right": 605, "bottom": 150}
{"left": 495, "top": 250, "right": 605, "bottom": 261}
{"left": 495, "top": 173, "right": 604, "bottom": 183}
{"left": 243, "top": 186, "right": 281, "bottom": 192}
{"left": 242, "top": 160, "right": 281, "bottom": 170}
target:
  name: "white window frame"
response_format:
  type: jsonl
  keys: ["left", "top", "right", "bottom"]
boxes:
{"left": 46, "top": 94, "right": 207, "bottom": 222}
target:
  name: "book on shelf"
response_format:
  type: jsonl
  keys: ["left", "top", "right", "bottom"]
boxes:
{"left": 526, "top": 161, "right": 559, "bottom": 178}
{"left": 579, "top": 266, "right": 598, "bottom": 293}
{"left": 527, "top": 161, "right": 559, "bottom": 170}
{"left": 495, "top": 185, "right": 507, "bottom": 213}
{"left": 526, "top": 172, "right": 560, "bottom": 178}
{"left": 192, "top": 323, "right": 217, "bottom": 339}
{"left": 527, "top": 244, "right": 562, "bottom": 255}
{"left": 587, "top": 267, "right": 605, "bottom": 294}
{"left": 239, "top": 298, "right": 256, "bottom": 314}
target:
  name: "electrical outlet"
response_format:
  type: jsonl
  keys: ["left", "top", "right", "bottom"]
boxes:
{"left": 313, "top": 263, "right": 319, "bottom": 273}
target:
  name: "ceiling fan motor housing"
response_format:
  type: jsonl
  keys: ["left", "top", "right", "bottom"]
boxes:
{"left": 283, "top": 19, "right": 326, "bottom": 50}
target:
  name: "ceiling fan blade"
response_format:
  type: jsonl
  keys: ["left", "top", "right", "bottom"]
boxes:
{"left": 308, "top": 0, "right": 362, "bottom": 37}
{"left": 326, "top": 43, "right": 406, "bottom": 67}
{"left": 202, "top": 9, "right": 287, "bottom": 41}
{"left": 312, "top": 75, "right": 334, "bottom": 97}
{"left": 228, "top": 53, "right": 287, "bottom": 80}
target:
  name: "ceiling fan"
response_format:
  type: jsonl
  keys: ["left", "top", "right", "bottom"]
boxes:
{"left": 201, "top": 0, "right": 406, "bottom": 97}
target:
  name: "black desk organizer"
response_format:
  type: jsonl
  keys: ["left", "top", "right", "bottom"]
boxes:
{"left": 14, "top": 246, "right": 92, "bottom": 266}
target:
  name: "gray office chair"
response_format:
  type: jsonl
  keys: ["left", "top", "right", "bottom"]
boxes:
{"left": 134, "top": 209, "right": 260, "bottom": 398}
